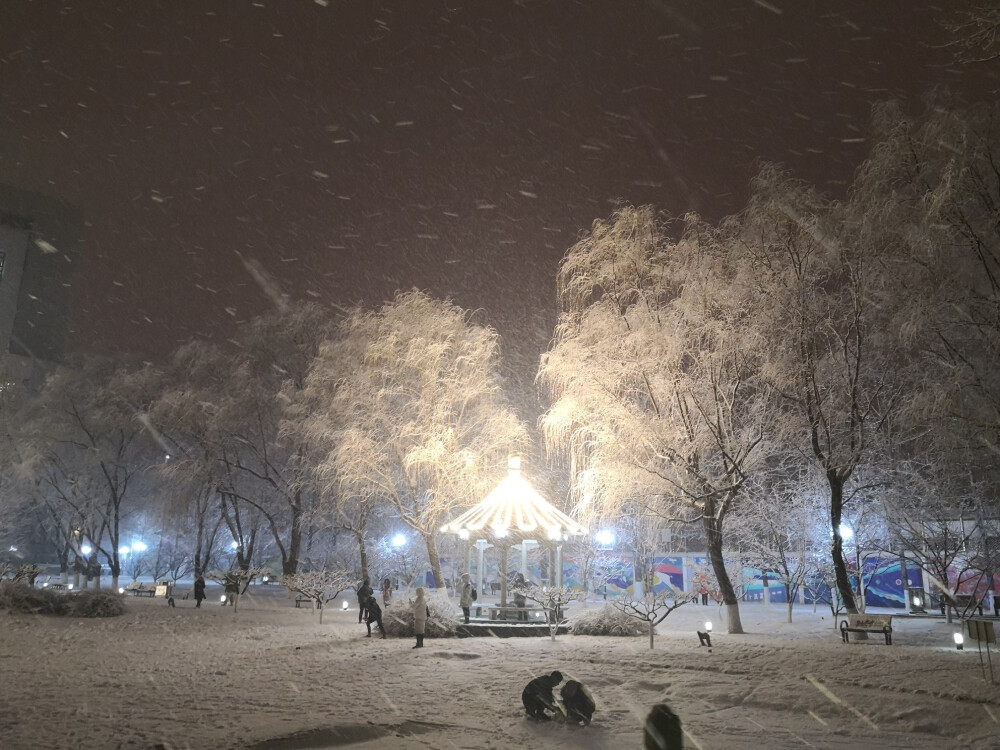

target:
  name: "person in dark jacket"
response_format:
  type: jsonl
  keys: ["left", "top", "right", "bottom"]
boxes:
{"left": 356, "top": 579, "right": 373, "bottom": 624}
{"left": 643, "top": 703, "right": 683, "bottom": 750}
{"left": 194, "top": 576, "right": 206, "bottom": 608}
{"left": 522, "top": 670, "right": 563, "bottom": 720}
{"left": 560, "top": 679, "right": 596, "bottom": 726}
{"left": 364, "top": 595, "right": 385, "bottom": 638}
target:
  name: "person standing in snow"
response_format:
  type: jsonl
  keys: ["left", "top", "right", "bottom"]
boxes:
{"left": 521, "top": 670, "right": 563, "bottom": 720}
{"left": 193, "top": 576, "right": 206, "bottom": 608}
{"left": 513, "top": 572, "right": 529, "bottom": 621}
{"left": 412, "top": 587, "right": 430, "bottom": 648}
{"left": 364, "top": 595, "right": 386, "bottom": 638}
{"left": 459, "top": 573, "right": 474, "bottom": 623}
{"left": 381, "top": 577, "right": 393, "bottom": 608}
{"left": 356, "top": 579, "right": 373, "bottom": 624}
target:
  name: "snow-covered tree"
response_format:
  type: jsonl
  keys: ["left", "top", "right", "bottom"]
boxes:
{"left": 539, "top": 206, "right": 775, "bottom": 634}
{"left": 734, "top": 167, "right": 920, "bottom": 614}
{"left": 281, "top": 568, "right": 354, "bottom": 623}
{"left": 9, "top": 355, "right": 161, "bottom": 590}
{"left": 727, "top": 473, "right": 826, "bottom": 623}
{"left": 303, "top": 290, "right": 529, "bottom": 590}
{"left": 941, "top": 4, "right": 1000, "bottom": 64}
{"left": 512, "top": 582, "right": 587, "bottom": 641}
{"left": 611, "top": 584, "right": 691, "bottom": 650}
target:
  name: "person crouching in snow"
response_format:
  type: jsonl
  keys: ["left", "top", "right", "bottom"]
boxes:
{"left": 560, "top": 679, "right": 596, "bottom": 726}
{"left": 412, "top": 587, "right": 430, "bottom": 648}
{"left": 522, "top": 670, "right": 563, "bottom": 720}
{"left": 365, "top": 595, "right": 386, "bottom": 638}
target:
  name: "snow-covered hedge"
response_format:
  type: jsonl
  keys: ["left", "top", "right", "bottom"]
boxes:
{"left": 0, "top": 582, "right": 126, "bottom": 617}
{"left": 569, "top": 603, "right": 645, "bottom": 636}
{"left": 381, "top": 589, "right": 459, "bottom": 639}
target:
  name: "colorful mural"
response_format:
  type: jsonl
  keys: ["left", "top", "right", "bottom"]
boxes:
{"left": 651, "top": 556, "right": 684, "bottom": 593}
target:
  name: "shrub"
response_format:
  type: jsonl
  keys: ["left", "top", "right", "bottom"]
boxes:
{"left": 0, "top": 582, "right": 127, "bottom": 617}
{"left": 569, "top": 603, "right": 645, "bottom": 636}
{"left": 381, "top": 589, "right": 458, "bottom": 639}
{"left": 66, "top": 589, "right": 127, "bottom": 618}
{"left": 0, "top": 581, "right": 70, "bottom": 615}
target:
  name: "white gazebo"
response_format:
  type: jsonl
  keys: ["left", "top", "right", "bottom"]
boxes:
{"left": 440, "top": 456, "right": 587, "bottom": 607}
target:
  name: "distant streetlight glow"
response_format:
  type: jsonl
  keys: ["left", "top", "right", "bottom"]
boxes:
{"left": 595, "top": 530, "right": 615, "bottom": 547}
{"left": 119, "top": 545, "right": 131, "bottom": 555}
{"left": 81, "top": 544, "right": 92, "bottom": 555}
{"left": 839, "top": 524, "right": 854, "bottom": 541}
{"left": 131, "top": 540, "right": 147, "bottom": 552}
{"left": 391, "top": 533, "right": 407, "bottom": 548}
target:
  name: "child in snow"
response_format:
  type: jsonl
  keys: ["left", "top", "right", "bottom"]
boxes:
{"left": 412, "top": 587, "right": 430, "bottom": 648}
{"left": 365, "top": 595, "right": 385, "bottom": 638}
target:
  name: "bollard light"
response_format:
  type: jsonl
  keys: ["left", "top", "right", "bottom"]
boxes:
{"left": 221, "top": 594, "right": 227, "bottom": 603}
{"left": 705, "top": 621, "right": 713, "bottom": 633}
{"left": 342, "top": 600, "right": 350, "bottom": 610}
{"left": 954, "top": 632, "right": 964, "bottom": 651}
{"left": 119, "top": 587, "right": 125, "bottom": 594}
{"left": 67, "top": 584, "right": 73, "bottom": 590}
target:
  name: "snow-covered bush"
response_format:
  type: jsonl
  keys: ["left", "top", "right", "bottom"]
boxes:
{"left": 569, "top": 604, "right": 645, "bottom": 637}
{"left": 0, "top": 582, "right": 70, "bottom": 615}
{"left": 66, "top": 589, "right": 127, "bottom": 618}
{"left": 0, "top": 582, "right": 127, "bottom": 617}
{"left": 381, "top": 589, "right": 458, "bottom": 639}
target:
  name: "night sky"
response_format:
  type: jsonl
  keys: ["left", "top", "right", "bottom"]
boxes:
{"left": 1, "top": 1, "right": 995, "bottom": 416}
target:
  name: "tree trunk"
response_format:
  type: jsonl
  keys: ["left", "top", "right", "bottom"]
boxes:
{"left": 828, "top": 471, "right": 858, "bottom": 614}
{"left": 648, "top": 619, "right": 655, "bottom": 650}
{"left": 355, "top": 530, "right": 370, "bottom": 585}
{"left": 703, "top": 510, "right": 744, "bottom": 634}
{"left": 423, "top": 531, "right": 444, "bottom": 590}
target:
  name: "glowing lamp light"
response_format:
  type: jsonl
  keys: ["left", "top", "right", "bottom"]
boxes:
{"left": 458, "top": 529, "right": 470, "bottom": 540}
{"left": 705, "top": 621, "right": 713, "bottom": 633}
{"left": 221, "top": 594, "right": 227, "bottom": 603}
{"left": 42, "top": 582, "right": 48, "bottom": 587}
{"left": 119, "top": 545, "right": 131, "bottom": 555}
{"left": 954, "top": 632, "right": 964, "bottom": 651}
{"left": 118, "top": 587, "right": 125, "bottom": 594}
{"left": 391, "top": 533, "right": 407, "bottom": 548}
{"left": 67, "top": 584, "right": 73, "bottom": 590}
{"left": 230, "top": 541, "right": 239, "bottom": 550}
{"left": 595, "top": 530, "right": 615, "bottom": 546}
{"left": 342, "top": 600, "right": 350, "bottom": 611}
{"left": 912, "top": 596, "right": 921, "bottom": 607}
{"left": 547, "top": 528, "right": 563, "bottom": 541}
{"left": 81, "top": 545, "right": 92, "bottom": 555}
{"left": 131, "top": 541, "right": 147, "bottom": 552}
{"left": 839, "top": 524, "right": 854, "bottom": 541}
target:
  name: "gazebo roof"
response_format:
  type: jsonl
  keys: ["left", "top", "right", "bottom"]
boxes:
{"left": 440, "top": 457, "right": 587, "bottom": 542}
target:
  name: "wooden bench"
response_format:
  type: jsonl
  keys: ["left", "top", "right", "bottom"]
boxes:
{"left": 941, "top": 594, "right": 985, "bottom": 617}
{"left": 840, "top": 613, "right": 893, "bottom": 645}
{"left": 295, "top": 596, "right": 321, "bottom": 609}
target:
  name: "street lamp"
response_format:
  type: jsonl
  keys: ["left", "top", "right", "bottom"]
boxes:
{"left": 391, "top": 533, "right": 407, "bottom": 548}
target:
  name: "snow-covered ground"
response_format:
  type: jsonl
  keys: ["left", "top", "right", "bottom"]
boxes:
{"left": 2, "top": 586, "right": 999, "bottom": 750}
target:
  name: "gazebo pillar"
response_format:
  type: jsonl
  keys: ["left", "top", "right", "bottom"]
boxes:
{"left": 474, "top": 539, "right": 490, "bottom": 599}
{"left": 499, "top": 544, "right": 509, "bottom": 608}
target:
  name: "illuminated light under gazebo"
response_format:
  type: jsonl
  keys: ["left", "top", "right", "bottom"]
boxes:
{"left": 440, "top": 455, "right": 587, "bottom": 608}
